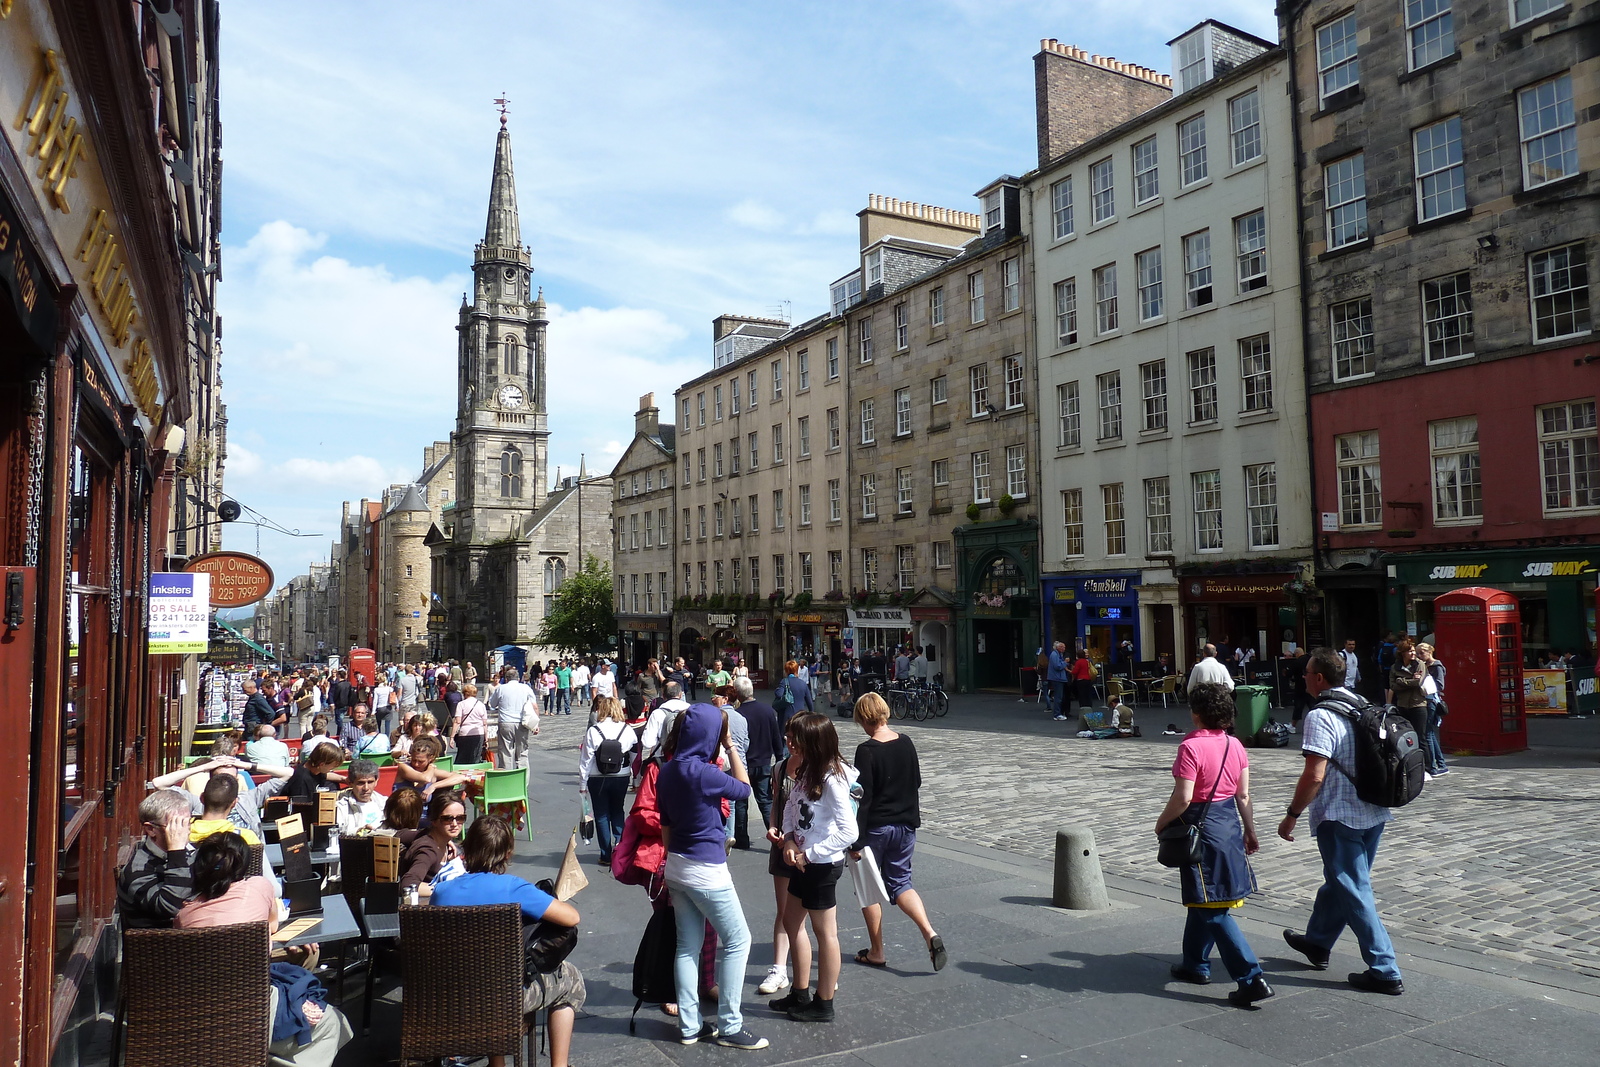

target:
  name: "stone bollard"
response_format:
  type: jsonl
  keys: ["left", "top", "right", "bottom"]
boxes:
{"left": 1052, "top": 826, "right": 1109, "bottom": 910}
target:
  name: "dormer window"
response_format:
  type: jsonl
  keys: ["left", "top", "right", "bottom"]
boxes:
{"left": 830, "top": 272, "right": 863, "bottom": 317}
{"left": 865, "top": 248, "right": 884, "bottom": 287}
{"left": 982, "top": 190, "right": 1003, "bottom": 232}
{"left": 1175, "top": 30, "right": 1208, "bottom": 92}
{"left": 713, "top": 335, "right": 736, "bottom": 368}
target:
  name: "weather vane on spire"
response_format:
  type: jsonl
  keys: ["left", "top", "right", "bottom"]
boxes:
{"left": 494, "top": 93, "right": 510, "bottom": 126}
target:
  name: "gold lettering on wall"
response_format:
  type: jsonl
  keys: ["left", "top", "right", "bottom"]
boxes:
{"left": 76, "top": 209, "right": 142, "bottom": 349}
{"left": 14, "top": 50, "right": 85, "bottom": 213}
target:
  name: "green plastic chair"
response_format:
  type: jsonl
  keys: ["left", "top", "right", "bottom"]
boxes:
{"left": 433, "top": 756, "right": 454, "bottom": 773}
{"left": 477, "top": 767, "right": 532, "bottom": 841}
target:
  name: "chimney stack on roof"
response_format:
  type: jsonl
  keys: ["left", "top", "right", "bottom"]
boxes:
{"left": 1034, "top": 37, "right": 1174, "bottom": 169}
{"left": 636, "top": 393, "right": 660, "bottom": 438}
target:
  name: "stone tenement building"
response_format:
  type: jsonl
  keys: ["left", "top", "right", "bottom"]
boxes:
{"left": 610, "top": 394, "right": 677, "bottom": 667}
{"left": 1282, "top": 0, "right": 1600, "bottom": 665}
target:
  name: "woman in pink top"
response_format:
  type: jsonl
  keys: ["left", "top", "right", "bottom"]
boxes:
{"left": 1152, "top": 682, "right": 1272, "bottom": 1009}
{"left": 175, "top": 831, "right": 280, "bottom": 932}
{"left": 449, "top": 682, "right": 490, "bottom": 765}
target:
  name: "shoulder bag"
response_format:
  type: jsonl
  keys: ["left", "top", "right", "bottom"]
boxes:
{"left": 1156, "top": 738, "right": 1235, "bottom": 868}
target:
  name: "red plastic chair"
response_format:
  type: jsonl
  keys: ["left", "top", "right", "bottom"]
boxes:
{"left": 376, "top": 764, "right": 401, "bottom": 794}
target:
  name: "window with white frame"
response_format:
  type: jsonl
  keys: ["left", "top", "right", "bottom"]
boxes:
{"left": 730, "top": 376, "right": 741, "bottom": 415}
{"left": 798, "top": 483, "right": 811, "bottom": 526}
{"left": 827, "top": 338, "right": 839, "bottom": 379}
{"left": 1179, "top": 114, "right": 1208, "bottom": 186}
{"left": 714, "top": 501, "right": 724, "bottom": 537}
{"left": 1132, "top": 137, "right": 1160, "bottom": 203}
{"left": 1094, "top": 263, "right": 1119, "bottom": 334}
{"left": 643, "top": 509, "right": 653, "bottom": 546}
{"left": 635, "top": 573, "right": 643, "bottom": 610}
{"left": 1102, "top": 483, "right": 1126, "bottom": 555}
{"left": 747, "top": 431, "right": 758, "bottom": 470}
{"left": 684, "top": 562, "right": 693, "bottom": 597}
{"left": 730, "top": 496, "right": 742, "bottom": 534}
{"left": 682, "top": 454, "right": 691, "bottom": 485}
{"left": 730, "top": 558, "right": 741, "bottom": 595}
{"left": 1406, "top": 0, "right": 1454, "bottom": 70}
{"left": 1529, "top": 242, "right": 1591, "bottom": 341}
{"left": 858, "top": 318, "right": 873, "bottom": 363}
{"left": 1137, "top": 247, "right": 1164, "bottom": 321}
{"left": 1539, "top": 400, "right": 1599, "bottom": 513}
{"left": 831, "top": 275, "right": 862, "bottom": 316}
{"left": 697, "top": 505, "right": 707, "bottom": 538}
{"left": 895, "top": 387, "right": 912, "bottom": 435}
{"left": 1513, "top": 0, "right": 1565, "bottom": 24}
{"left": 1245, "top": 462, "right": 1279, "bottom": 548}
{"left": 1057, "top": 381, "right": 1081, "bottom": 447}
{"left": 629, "top": 513, "right": 639, "bottom": 550}
{"left": 860, "top": 399, "right": 875, "bottom": 444}
{"left": 773, "top": 554, "right": 786, "bottom": 594}
{"left": 861, "top": 548, "right": 878, "bottom": 592}
{"left": 1006, "top": 444, "right": 1027, "bottom": 498}
{"left": 865, "top": 247, "right": 883, "bottom": 287}
{"left": 1229, "top": 89, "right": 1262, "bottom": 165}
{"left": 970, "top": 364, "right": 989, "bottom": 417}
{"left": 972, "top": 450, "right": 992, "bottom": 503}
{"left": 894, "top": 303, "right": 908, "bottom": 350}
{"left": 968, "top": 271, "right": 986, "bottom": 323}
{"left": 645, "top": 573, "right": 654, "bottom": 613}
{"left": 829, "top": 550, "right": 843, "bottom": 591}
{"left": 1176, "top": 30, "right": 1208, "bottom": 91}
{"left": 697, "top": 561, "right": 707, "bottom": 596}
{"left": 658, "top": 508, "right": 668, "bottom": 544}
{"left": 1414, "top": 116, "right": 1465, "bottom": 221}
{"left": 749, "top": 494, "right": 759, "bottom": 532}
{"left": 1051, "top": 176, "right": 1074, "bottom": 239}
{"left": 1192, "top": 470, "right": 1224, "bottom": 550}
{"left": 713, "top": 384, "right": 723, "bottom": 420}
{"left": 1316, "top": 12, "right": 1360, "bottom": 100}
{"left": 749, "top": 556, "right": 760, "bottom": 596}
{"left": 1062, "top": 488, "right": 1085, "bottom": 557}
{"left": 1423, "top": 273, "right": 1474, "bottom": 361}
{"left": 929, "top": 286, "right": 945, "bottom": 327}
{"left": 1430, "top": 416, "right": 1482, "bottom": 523}
{"left": 797, "top": 348, "right": 810, "bottom": 390}
{"left": 932, "top": 458, "right": 949, "bottom": 487}
{"left": 1097, "top": 370, "right": 1123, "bottom": 440}
{"left": 827, "top": 409, "right": 840, "bottom": 450}
{"left": 1240, "top": 335, "right": 1273, "bottom": 412}
{"left": 982, "top": 189, "right": 1003, "bottom": 231}
{"left": 772, "top": 423, "right": 784, "bottom": 463}
{"left": 1140, "top": 360, "right": 1168, "bottom": 431}
{"left": 1002, "top": 257, "right": 1020, "bottom": 312}
{"left": 1235, "top": 210, "right": 1267, "bottom": 291}
{"left": 1188, "top": 348, "right": 1217, "bottom": 423}
{"left": 931, "top": 375, "right": 947, "bottom": 406}
{"left": 681, "top": 396, "right": 691, "bottom": 427}
{"left": 861, "top": 473, "right": 877, "bottom": 518}
{"left": 697, "top": 392, "right": 706, "bottom": 426}
{"left": 799, "top": 552, "right": 813, "bottom": 594}
{"left": 748, "top": 369, "right": 758, "bottom": 407}
{"left": 1144, "top": 477, "right": 1172, "bottom": 554}
{"left": 933, "top": 541, "right": 952, "bottom": 570}
{"left": 1091, "top": 158, "right": 1115, "bottom": 223}
{"left": 773, "top": 488, "right": 785, "bottom": 529}
{"left": 772, "top": 359, "right": 783, "bottom": 399}
{"left": 1054, "top": 278, "right": 1078, "bottom": 344}
{"left": 1331, "top": 297, "right": 1375, "bottom": 379}
{"left": 798, "top": 415, "right": 810, "bottom": 457}
{"left": 682, "top": 507, "right": 691, "bottom": 541}
{"left": 1337, "top": 431, "right": 1383, "bottom": 527}
{"left": 1324, "top": 155, "right": 1368, "bottom": 248}
{"left": 828, "top": 478, "right": 841, "bottom": 522}
{"left": 713, "top": 443, "right": 723, "bottom": 479}
{"left": 897, "top": 466, "right": 913, "bottom": 513}
{"left": 729, "top": 437, "right": 740, "bottom": 476}
{"left": 1003, "top": 356, "right": 1025, "bottom": 410}
{"left": 1184, "top": 231, "right": 1213, "bottom": 308}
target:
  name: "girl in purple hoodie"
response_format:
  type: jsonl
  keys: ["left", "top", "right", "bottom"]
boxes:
{"left": 656, "top": 704, "right": 767, "bottom": 1050}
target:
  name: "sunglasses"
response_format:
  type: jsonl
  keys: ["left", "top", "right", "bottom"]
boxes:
{"left": 437, "top": 813, "right": 466, "bottom": 824}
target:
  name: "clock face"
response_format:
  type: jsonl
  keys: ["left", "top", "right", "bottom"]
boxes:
{"left": 498, "top": 384, "right": 525, "bottom": 409}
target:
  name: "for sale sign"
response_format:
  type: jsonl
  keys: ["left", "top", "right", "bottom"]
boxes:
{"left": 149, "top": 572, "right": 211, "bottom": 654}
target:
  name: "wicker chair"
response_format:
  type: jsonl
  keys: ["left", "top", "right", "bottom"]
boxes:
{"left": 244, "top": 841, "right": 264, "bottom": 878}
{"left": 120, "top": 920, "right": 271, "bottom": 1067}
{"left": 398, "top": 903, "right": 528, "bottom": 1066}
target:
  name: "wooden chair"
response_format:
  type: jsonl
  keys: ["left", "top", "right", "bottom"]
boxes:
{"left": 119, "top": 921, "right": 271, "bottom": 1067}
{"left": 398, "top": 903, "right": 528, "bottom": 1066}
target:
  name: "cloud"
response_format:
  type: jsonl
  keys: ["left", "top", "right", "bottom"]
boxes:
{"left": 726, "top": 199, "right": 786, "bottom": 231}
{"left": 227, "top": 442, "right": 264, "bottom": 478}
{"left": 273, "top": 455, "right": 402, "bottom": 489}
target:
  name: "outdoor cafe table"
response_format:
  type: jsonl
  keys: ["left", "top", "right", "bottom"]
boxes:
{"left": 265, "top": 842, "right": 333, "bottom": 869}
{"left": 278, "top": 892, "right": 361, "bottom": 949}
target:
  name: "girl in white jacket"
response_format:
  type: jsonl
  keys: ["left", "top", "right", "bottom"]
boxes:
{"left": 771, "top": 711, "right": 858, "bottom": 1023}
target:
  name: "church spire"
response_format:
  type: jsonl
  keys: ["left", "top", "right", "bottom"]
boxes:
{"left": 484, "top": 116, "right": 520, "bottom": 248}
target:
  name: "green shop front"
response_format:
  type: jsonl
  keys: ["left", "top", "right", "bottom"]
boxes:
{"left": 954, "top": 518, "right": 1041, "bottom": 693}
{"left": 1384, "top": 546, "right": 1597, "bottom": 713}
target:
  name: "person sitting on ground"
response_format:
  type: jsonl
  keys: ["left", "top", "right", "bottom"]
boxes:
{"left": 335, "top": 759, "right": 389, "bottom": 834}
{"left": 398, "top": 790, "right": 467, "bottom": 894}
{"left": 433, "top": 815, "right": 585, "bottom": 1067}
{"left": 395, "top": 736, "right": 471, "bottom": 803}
{"left": 353, "top": 710, "right": 390, "bottom": 758}
{"left": 175, "top": 833, "right": 354, "bottom": 1063}
{"left": 284, "top": 743, "right": 346, "bottom": 800}
{"left": 245, "top": 724, "right": 292, "bottom": 768}
{"left": 117, "top": 788, "right": 197, "bottom": 929}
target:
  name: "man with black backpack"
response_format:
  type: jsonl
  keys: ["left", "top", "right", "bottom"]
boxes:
{"left": 1276, "top": 647, "right": 1410, "bottom": 996}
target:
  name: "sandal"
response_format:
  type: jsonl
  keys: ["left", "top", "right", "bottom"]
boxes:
{"left": 853, "top": 949, "right": 887, "bottom": 968}
{"left": 928, "top": 935, "right": 948, "bottom": 972}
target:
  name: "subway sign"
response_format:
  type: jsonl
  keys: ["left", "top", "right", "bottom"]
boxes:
{"left": 1413, "top": 556, "right": 1595, "bottom": 583}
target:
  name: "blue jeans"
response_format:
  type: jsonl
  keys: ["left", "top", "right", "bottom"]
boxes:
{"left": 587, "top": 775, "right": 628, "bottom": 861}
{"left": 555, "top": 686, "right": 571, "bottom": 714}
{"left": 1182, "top": 906, "right": 1263, "bottom": 985}
{"left": 1305, "top": 821, "right": 1401, "bottom": 981}
{"left": 1048, "top": 679, "right": 1068, "bottom": 715}
{"left": 748, "top": 761, "right": 772, "bottom": 831}
{"left": 1425, "top": 699, "right": 1447, "bottom": 773}
{"left": 669, "top": 879, "right": 751, "bottom": 1039}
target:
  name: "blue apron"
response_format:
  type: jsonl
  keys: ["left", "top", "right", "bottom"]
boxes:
{"left": 1178, "top": 795, "right": 1256, "bottom": 905}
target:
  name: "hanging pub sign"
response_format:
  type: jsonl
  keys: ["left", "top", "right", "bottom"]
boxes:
{"left": 186, "top": 551, "right": 274, "bottom": 607}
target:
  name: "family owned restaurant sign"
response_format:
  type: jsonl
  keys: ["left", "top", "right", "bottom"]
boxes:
{"left": 186, "top": 551, "right": 274, "bottom": 607}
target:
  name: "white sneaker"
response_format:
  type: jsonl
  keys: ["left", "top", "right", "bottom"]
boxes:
{"left": 757, "top": 967, "right": 790, "bottom": 995}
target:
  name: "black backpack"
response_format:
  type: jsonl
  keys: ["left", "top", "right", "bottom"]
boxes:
{"left": 630, "top": 904, "right": 678, "bottom": 1031}
{"left": 1317, "top": 691, "right": 1425, "bottom": 808}
{"left": 593, "top": 723, "right": 627, "bottom": 776}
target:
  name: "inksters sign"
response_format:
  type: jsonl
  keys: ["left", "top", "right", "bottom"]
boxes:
{"left": 149, "top": 572, "right": 210, "bottom": 654}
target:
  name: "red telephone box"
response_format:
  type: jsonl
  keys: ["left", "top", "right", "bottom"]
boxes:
{"left": 348, "top": 647, "right": 376, "bottom": 689}
{"left": 1434, "top": 587, "right": 1526, "bottom": 756}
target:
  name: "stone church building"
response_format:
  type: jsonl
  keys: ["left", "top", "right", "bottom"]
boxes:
{"left": 431, "top": 117, "right": 612, "bottom": 668}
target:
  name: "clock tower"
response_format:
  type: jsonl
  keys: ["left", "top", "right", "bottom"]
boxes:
{"left": 453, "top": 114, "right": 549, "bottom": 543}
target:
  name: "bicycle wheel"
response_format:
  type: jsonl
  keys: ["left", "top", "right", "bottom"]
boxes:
{"left": 914, "top": 692, "right": 932, "bottom": 721}
{"left": 889, "top": 689, "right": 906, "bottom": 719}
{"left": 933, "top": 689, "right": 950, "bottom": 716}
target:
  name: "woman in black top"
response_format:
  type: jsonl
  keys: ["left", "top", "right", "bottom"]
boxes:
{"left": 847, "top": 692, "right": 946, "bottom": 972}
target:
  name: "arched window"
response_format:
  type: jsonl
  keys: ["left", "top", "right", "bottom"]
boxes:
{"left": 544, "top": 557, "right": 567, "bottom": 615}
{"left": 974, "top": 554, "right": 1024, "bottom": 608}
{"left": 485, "top": 339, "right": 499, "bottom": 376}
{"left": 500, "top": 446, "right": 523, "bottom": 498}
{"left": 505, "top": 336, "right": 519, "bottom": 375}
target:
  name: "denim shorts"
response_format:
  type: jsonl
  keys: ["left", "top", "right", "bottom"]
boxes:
{"left": 865, "top": 824, "right": 916, "bottom": 902}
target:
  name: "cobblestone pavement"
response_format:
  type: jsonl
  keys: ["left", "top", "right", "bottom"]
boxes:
{"left": 528, "top": 698, "right": 1600, "bottom": 980}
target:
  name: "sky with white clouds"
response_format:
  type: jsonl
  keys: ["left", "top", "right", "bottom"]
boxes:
{"left": 217, "top": 0, "right": 1279, "bottom": 585}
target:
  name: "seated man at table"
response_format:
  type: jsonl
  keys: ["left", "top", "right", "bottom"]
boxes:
{"left": 284, "top": 744, "right": 347, "bottom": 800}
{"left": 433, "top": 815, "right": 584, "bottom": 1067}
{"left": 335, "top": 759, "right": 388, "bottom": 834}
{"left": 190, "top": 773, "right": 264, "bottom": 846}
{"left": 246, "top": 724, "right": 293, "bottom": 768}
{"left": 152, "top": 753, "right": 293, "bottom": 840}
{"left": 352, "top": 712, "right": 390, "bottom": 758}
{"left": 118, "top": 788, "right": 197, "bottom": 929}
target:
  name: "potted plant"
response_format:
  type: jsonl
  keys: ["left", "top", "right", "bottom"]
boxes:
{"left": 965, "top": 502, "right": 981, "bottom": 522}
{"left": 998, "top": 493, "right": 1016, "bottom": 517}
{"left": 794, "top": 591, "right": 813, "bottom": 609}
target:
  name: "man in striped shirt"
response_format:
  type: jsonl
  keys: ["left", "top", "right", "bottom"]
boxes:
{"left": 117, "top": 789, "right": 196, "bottom": 929}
